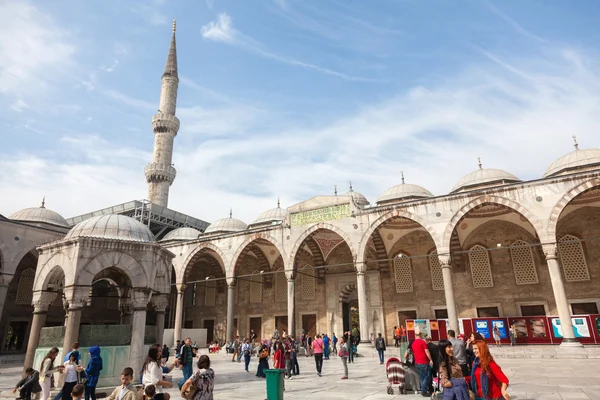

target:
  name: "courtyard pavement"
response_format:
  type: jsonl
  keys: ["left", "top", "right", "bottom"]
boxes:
{"left": 1, "top": 348, "right": 599, "bottom": 399}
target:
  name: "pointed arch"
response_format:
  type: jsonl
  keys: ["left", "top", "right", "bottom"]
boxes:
{"left": 338, "top": 283, "right": 357, "bottom": 302}
{"left": 441, "top": 195, "right": 545, "bottom": 251}
{"left": 179, "top": 242, "right": 228, "bottom": 284}
{"left": 547, "top": 178, "right": 600, "bottom": 241}
{"left": 230, "top": 235, "right": 286, "bottom": 277}
{"left": 33, "top": 252, "right": 69, "bottom": 291}
{"left": 77, "top": 250, "right": 148, "bottom": 288}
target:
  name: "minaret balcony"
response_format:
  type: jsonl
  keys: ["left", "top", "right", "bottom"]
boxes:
{"left": 152, "top": 113, "right": 180, "bottom": 134}
{"left": 145, "top": 163, "right": 177, "bottom": 183}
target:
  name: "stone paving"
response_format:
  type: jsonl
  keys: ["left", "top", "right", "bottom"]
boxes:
{"left": 1, "top": 348, "right": 599, "bottom": 400}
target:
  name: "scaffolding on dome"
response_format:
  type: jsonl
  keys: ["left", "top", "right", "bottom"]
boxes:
{"left": 66, "top": 199, "right": 209, "bottom": 239}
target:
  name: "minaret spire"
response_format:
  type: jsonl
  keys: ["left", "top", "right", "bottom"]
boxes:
{"left": 145, "top": 20, "right": 180, "bottom": 207}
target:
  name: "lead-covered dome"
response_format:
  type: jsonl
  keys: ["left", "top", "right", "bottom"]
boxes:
{"left": 160, "top": 227, "right": 202, "bottom": 241}
{"left": 205, "top": 212, "right": 247, "bottom": 234}
{"left": 65, "top": 214, "right": 155, "bottom": 242}
{"left": 451, "top": 160, "right": 520, "bottom": 193}
{"left": 10, "top": 201, "right": 69, "bottom": 228}
{"left": 252, "top": 201, "right": 288, "bottom": 226}
{"left": 544, "top": 145, "right": 600, "bottom": 178}
{"left": 377, "top": 173, "right": 433, "bottom": 205}
{"left": 344, "top": 188, "right": 370, "bottom": 207}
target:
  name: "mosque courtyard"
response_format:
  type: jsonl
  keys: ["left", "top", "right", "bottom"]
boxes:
{"left": 1, "top": 348, "right": 598, "bottom": 400}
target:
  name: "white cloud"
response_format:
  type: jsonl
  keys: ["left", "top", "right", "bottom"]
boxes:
{"left": 10, "top": 99, "right": 29, "bottom": 112}
{"left": 100, "top": 59, "right": 120, "bottom": 73}
{"left": 205, "top": 0, "right": 214, "bottom": 10}
{"left": 202, "top": 13, "right": 236, "bottom": 43}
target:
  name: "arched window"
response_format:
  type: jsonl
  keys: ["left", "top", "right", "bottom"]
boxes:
{"left": 468, "top": 245, "right": 494, "bottom": 288}
{"left": 250, "top": 270, "right": 263, "bottom": 303}
{"left": 274, "top": 268, "right": 287, "bottom": 302}
{"left": 510, "top": 240, "right": 539, "bottom": 285}
{"left": 393, "top": 253, "right": 413, "bottom": 293}
{"left": 205, "top": 276, "right": 216, "bottom": 306}
{"left": 428, "top": 251, "right": 444, "bottom": 291}
{"left": 558, "top": 235, "right": 590, "bottom": 282}
{"left": 301, "top": 265, "right": 316, "bottom": 300}
{"left": 15, "top": 268, "right": 35, "bottom": 305}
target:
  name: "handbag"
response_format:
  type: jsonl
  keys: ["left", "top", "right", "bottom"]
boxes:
{"left": 468, "top": 390, "right": 475, "bottom": 400}
{"left": 78, "top": 369, "right": 87, "bottom": 385}
{"left": 182, "top": 382, "right": 196, "bottom": 400}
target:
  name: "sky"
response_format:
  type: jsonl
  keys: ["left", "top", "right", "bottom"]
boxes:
{"left": 1, "top": 0, "right": 600, "bottom": 224}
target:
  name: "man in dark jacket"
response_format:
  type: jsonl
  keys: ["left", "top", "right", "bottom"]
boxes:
{"left": 14, "top": 368, "right": 41, "bottom": 400}
{"left": 178, "top": 338, "right": 195, "bottom": 389}
{"left": 375, "top": 333, "right": 387, "bottom": 365}
{"left": 425, "top": 337, "right": 439, "bottom": 393}
{"left": 85, "top": 346, "right": 103, "bottom": 400}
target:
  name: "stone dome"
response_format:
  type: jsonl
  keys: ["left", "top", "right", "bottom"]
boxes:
{"left": 204, "top": 214, "right": 248, "bottom": 234}
{"left": 10, "top": 202, "right": 69, "bottom": 227}
{"left": 377, "top": 183, "right": 433, "bottom": 204}
{"left": 452, "top": 165, "right": 520, "bottom": 193}
{"left": 160, "top": 227, "right": 202, "bottom": 241}
{"left": 344, "top": 190, "right": 370, "bottom": 206}
{"left": 252, "top": 204, "right": 288, "bottom": 225}
{"left": 65, "top": 214, "right": 155, "bottom": 242}
{"left": 543, "top": 148, "right": 600, "bottom": 178}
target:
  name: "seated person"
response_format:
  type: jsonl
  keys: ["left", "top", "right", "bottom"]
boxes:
{"left": 14, "top": 368, "right": 41, "bottom": 400}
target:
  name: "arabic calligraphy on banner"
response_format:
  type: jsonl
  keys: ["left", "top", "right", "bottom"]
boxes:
{"left": 290, "top": 203, "right": 351, "bottom": 226}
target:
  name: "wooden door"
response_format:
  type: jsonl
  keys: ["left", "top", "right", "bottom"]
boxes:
{"left": 203, "top": 319, "right": 215, "bottom": 344}
{"left": 250, "top": 317, "right": 262, "bottom": 340}
{"left": 397, "top": 310, "right": 417, "bottom": 327}
{"left": 234, "top": 318, "right": 239, "bottom": 337}
{"left": 302, "top": 314, "right": 317, "bottom": 337}
{"left": 275, "top": 316, "right": 288, "bottom": 334}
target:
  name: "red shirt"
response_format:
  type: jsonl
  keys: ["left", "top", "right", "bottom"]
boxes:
{"left": 273, "top": 349, "right": 284, "bottom": 369}
{"left": 474, "top": 361, "right": 509, "bottom": 398}
{"left": 412, "top": 339, "right": 429, "bottom": 365}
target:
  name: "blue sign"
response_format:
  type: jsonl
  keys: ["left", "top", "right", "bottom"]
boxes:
{"left": 475, "top": 320, "right": 490, "bottom": 339}
{"left": 491, "top": 320, "right": 507, "bottom": 339}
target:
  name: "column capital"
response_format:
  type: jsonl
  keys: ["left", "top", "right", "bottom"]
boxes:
{"left": 130, "top": 289, "right": 152, "bottom": 311}
{"left": 31, "top": 291, "right": 57, "bottom": 313}
{"left": 176, "top": 283, "right": 186, "bottom": 293}
{"left": 542, "top": 244, "right": 558, "bottom": 260}
{"left": 286, "top": 277, "right": 295, "bottom": 284}
{"left": 119, "top": 298, "right": 133, "bottom": 315}
{"left": 356, "top": 270, "right": 365, "bottom": 277}
{"left": 63, "top": 285, "right": 89, "bottom": 310}
{"left": 226, "top": 276, "right": 236, "bottom": 287}
{"left": 151, "top": 294, "right": 169, "bottom": 312}
{"left": 438, "top": 255, "right": 452, "bottom": 268}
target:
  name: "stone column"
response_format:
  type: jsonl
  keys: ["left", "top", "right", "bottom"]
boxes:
{"left": 544, "top": 245, "right": 580, "bottom": 346}
{"left": 173, "top": 283, "right": 185, "bottom": 344}
{"left": 151, "top": 295, "right": 169, "bottom": 346}
{"left": 62, "top": 292, "right": 87, "bottom": 355}
{"left": 23, "top": 292, "right": 56, "bottom": 373}
{"left": 287, "top": 278, "right": 295, "bottom": 337}
{"left": 356, "top": 271, "right": 370, "bottom": 343}
{"left": 129, "top": 290, "right": 151, "bottom": 375}
{"left": 226, "top": 282, "right": 235, "bottom": 343}
{"left": 439, "top": 255, "right": 460, "bottom": 333}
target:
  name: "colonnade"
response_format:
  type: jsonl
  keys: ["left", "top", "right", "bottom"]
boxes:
{"left": 172, "top": 247, "right": 579, "bottom": 347}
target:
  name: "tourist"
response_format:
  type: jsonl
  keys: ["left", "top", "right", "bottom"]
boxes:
{"left": 142, "top": 344, "right": 173, "bottom": 400}
{"left": 175, "top": 340, "right": 182, "bottom": 358}
{"left": 241, "top": 339, "right": 252, "bottom": 372}
{"left": 71, "top": 384, "right": 84, "bottom": 400}
{"left": 143, "top": 385, "right": 156, "bottom": 400}
{"left": 53, "top": 342, "right": 81, "bottom": 400}
{"left": 426, "top": 336, "right": 440, "bottom": 392}
{"left": 290, "top": 337, "right": 300, "bottom": 375}
{"left": 332, "top": 333, "right": 338, "bottom": 354}
{"left": 447, "top": 330, "right": 468, "bottom": 376}
{"left": 232, "top": 336, "right": 240, "bottom": 362}
{"left": 393, "top": 326, "right": 400, "bottom": 347}
{"left": 323, "top": 333, "right": 330, "bottom": 360}
{"left": 345, "top": 331, "right": 354, "bottom": 363}
{"left": 161, "top": 345, "right": 169, "bottom": 366}
{"left": 284, "top": 338, "right": 294, "bottom": 379}
{"left": 84, "top": 346, "right": 102, "bottom": 400}
{"left": 273, "top": 341, "right": 284, "bottom": 370}
{"left": 106, "top": 368, "right": 136, "bottom": 400}
{"left": 273, "top": 327, "right": 280, "bottom": 341}
{"left": 466, "top": 332, "right": 484, "bottom": 367}
{"left": 493, "top": 325, "right": 501, "bottom": 346}
{"left": 59, "top": 351, "right": 83, "bottom": 400}
{"left": 39, "top": 348, "right": 62, "bottom": 400}
{"left": 13, "top": 367, "right": 41, "bottom": 400}
{"left": 400, "top": 324, "right": 407, "bottom": 343}
{"left": 509, "top": 324, "right": 517, "bottom": 346}
{"left": 339, "top": 337, "right": 349, "bottom": 380}
{"left": 471, "top": 340, "right": 510, "bottom": 400}
{"left": 375, "top": 332, "right": 386, "bottom": 365}
{"left": 312, "top": 334, "right": 324, "bottom": 377}
{"left": 282, "top": 330, "right": 287, "bottom": 339}
{"left": 256, "top": 344, "right": 269, "bottom": 378}
{"left": 438, "top": 340, "right": 469, "bottom": 399}
{"left": 181, "top": 355, "right": 215, "bottom": 400}
{"left": 250, "top": 329, "right": 257, "bottom": 344}
{"left": 412, "top": 333, "right": 434, "bottom": 397}
{"left": 178, "top": 338, "right": 195, "bottom": 389}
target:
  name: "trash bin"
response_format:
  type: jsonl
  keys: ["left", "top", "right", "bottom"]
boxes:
{"left": 265, "top": 369, "right": 284, "bottom": 400}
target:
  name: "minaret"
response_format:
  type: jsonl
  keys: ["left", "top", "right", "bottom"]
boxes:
{"left": 145, "top": 19, "right": 180, "bottom": 207}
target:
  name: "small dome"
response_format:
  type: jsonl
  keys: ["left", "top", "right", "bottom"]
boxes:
{"left": 10, "top": 201, "right": 69, "bottom": 227}
{"left": 204, "top": 213, "right": 247, "bottom": 234}
{"left": 344, "top": 190, "right": 370, "bottom": 206}
{"left": 252, "top": 204, "right": 288, "bottom": 225}
{"left": 452, "top": 160, "right": 520, "bottom": 193}
{"left": 544, "top": 148, "right": 600, "bottom": 178}
{"left": 65, "top": 214, "right": 155, "bottom": 242}
{"left": 377, "top": 183, "right": 434, "bottom": 204}
{"left": 160, "top": 227, "right": 202, "bottom": 241}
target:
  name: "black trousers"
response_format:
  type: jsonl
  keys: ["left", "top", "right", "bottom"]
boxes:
{"left": 314, "top": 353, "right": 323, "bottom": 374}
{"left": 62, "top": 381, "right": 77, "bottom": 400}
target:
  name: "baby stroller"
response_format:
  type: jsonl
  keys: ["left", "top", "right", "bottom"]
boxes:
{"left": 385, "top": 357, "right": 406, "bottom": 395}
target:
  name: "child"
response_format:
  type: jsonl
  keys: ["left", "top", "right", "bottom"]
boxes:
{"left": 71, "top": 385, "right": 84, "bottom": 400}
{"left": 144, "top": 385, "right": 156, "bottom": 400}
{"left": 107, "top": 368, "right": 137, "bottom": 400}
{"left": 84, "top": 346, "right": 103, "bottom": 400}
{"left": 13, "top": 367, "right": 41, "bottom": 400}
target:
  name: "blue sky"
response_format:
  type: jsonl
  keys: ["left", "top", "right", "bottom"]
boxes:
{"left": 1, "top": 0, "right": 600, "bottom": 223}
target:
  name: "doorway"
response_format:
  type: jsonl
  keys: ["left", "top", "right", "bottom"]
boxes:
{"left": 234, "top": 318, "right": 238, "bottom": 338}
{"left": 3, "top": 321, "right": 28, "bottom": 352}
{"left": 301, "top": 314, "right": 317, "bottom": 337}
{"left": 249, "top": 317, "right": 262, "bottom": 340}
{"left": 397, "top": 310, "right": 417, "bottom": 328}
{"left": 342, "top": 287, "right": 359, "bottom": 334}
{"left": 203, "top": 319, "right": 215, "bottom": 344}
{"left": 275, "top": 316, "right": 288, "bottom": 334}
